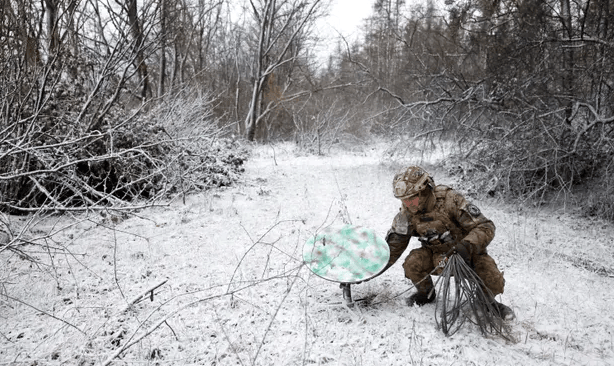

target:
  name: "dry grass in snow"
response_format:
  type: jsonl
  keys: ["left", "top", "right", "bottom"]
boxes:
{"left": 1, "top": 140, "right": 614, "bottom": 366}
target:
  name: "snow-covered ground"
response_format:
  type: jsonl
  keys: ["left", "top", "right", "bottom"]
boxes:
{"left": 2, "top": 141, "right": 614, "bottom": 365}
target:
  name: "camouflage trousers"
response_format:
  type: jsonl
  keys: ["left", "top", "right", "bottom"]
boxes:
{"left": 402, "top": 247, "right": 505, "bottom": 296}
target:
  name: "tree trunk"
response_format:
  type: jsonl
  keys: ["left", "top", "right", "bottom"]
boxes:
{"left": 245, "top": 0, "right": 275, "bottom": 142}
{"left": 596, "top": 0, "right": 610, "bottom": 112}
{"left": 44, "top": 0, "right": 59, "bottom": 54}
{"left": 158, "top": 0, "right": 167, "bottom": 97}
{"left": 126, "top": 0, "right": 149, "bottom": 100}
{"left": 246, "top": 78, "right": 264, "bottom": 141}
{"left": 559, "top": 0, "right": 573, "bottom": 124}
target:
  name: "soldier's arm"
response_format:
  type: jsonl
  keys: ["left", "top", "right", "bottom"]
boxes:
{"left": 383, "top": 208, "right": 412, "bottom": 270}
{"left": 449, "top": 190, "right": 495, "bottom": 255}
{"left": 363, "top": 208, "right": 412, "bottom": 282}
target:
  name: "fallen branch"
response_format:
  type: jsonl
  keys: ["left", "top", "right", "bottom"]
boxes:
{"left": 100, "top": 264, "right": 304, "bottom": 366}
{"left": 3, "top": 294, "right": 85, "bottom": 334}
{"left": 121, "top": 279, "right": 169, "bottom": 313}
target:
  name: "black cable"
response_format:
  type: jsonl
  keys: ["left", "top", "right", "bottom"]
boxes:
{"left": 436, "top": 254, "right": 514, "bottom": 341}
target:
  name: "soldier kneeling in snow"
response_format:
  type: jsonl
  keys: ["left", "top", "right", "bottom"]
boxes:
{"left": 383, "top": 166, "right": 514, "bottom": 320}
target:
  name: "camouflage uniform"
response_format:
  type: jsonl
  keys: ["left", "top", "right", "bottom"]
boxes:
{"left": 386, "top": 185, "right": 506, "bottom": 297}
{"left": 382, "top": 166, "right": 513, "bottom": 319}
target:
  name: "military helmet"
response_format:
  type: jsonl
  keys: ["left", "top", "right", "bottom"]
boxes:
{"left": 392, "top": 166, "right": 434, "bottom": 199}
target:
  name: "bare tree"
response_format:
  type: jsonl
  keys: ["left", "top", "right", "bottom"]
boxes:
{"left": 44, "top": 0, "right": 60, "bottom": 53}
{"left": 158, "top": 0, "right": 167, "bottom": 96}
{"left": 243, "top": 0, "right": 326, "bottom": 141}
{"left": 559, "top": 0, "right": 574, "bottom": 124}
{"left": 122, "top": 0, "right": 150, "bottom": 100}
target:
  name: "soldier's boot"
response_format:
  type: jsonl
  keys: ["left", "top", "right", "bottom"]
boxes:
{"left": 406, "top": 290, "right": 435, "bottom": 306}
{"left": 489, "top": 300, "right": 515, "bottom": 320}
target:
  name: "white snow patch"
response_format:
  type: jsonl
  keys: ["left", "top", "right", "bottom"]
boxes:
{"left": 1, "top": 141, "right": 613, "bottom": 366}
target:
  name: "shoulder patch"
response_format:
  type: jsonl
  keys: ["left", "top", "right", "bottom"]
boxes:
{"left": 466, "top": 204, "right": 481, "bottom": 217}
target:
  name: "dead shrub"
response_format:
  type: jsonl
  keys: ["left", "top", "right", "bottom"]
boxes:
{"left": 0, "top": 89, "right": 248, "bottom": 213}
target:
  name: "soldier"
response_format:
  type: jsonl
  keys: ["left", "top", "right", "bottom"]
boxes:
{"left": 384, "top": 166, "right": 514, "bottom": 320}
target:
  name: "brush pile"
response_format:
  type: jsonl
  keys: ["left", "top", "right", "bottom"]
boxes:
{"left": 0, "top": 95, "right": 248, "bottom": 213}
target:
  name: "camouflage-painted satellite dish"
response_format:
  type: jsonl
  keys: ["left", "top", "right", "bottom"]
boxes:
{"left": 303, "top": 225, "right": 390, "bottom": 284}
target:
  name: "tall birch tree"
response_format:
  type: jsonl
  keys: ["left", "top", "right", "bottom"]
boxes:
{"left": 244, "top": 0, "right": 325, "bottom": 141}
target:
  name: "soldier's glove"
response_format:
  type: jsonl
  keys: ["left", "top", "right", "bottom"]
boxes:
{"left": 418, "top": 229, "right": 440, "bottom": 246}
{"left": 419, "top": 230, "right": 455, "bottom": 247}
{"left": 453, "top": 241, "right": 472, "bottom": 267}
{"left": 439, "top": 231, "right": 454, "bottom": 245}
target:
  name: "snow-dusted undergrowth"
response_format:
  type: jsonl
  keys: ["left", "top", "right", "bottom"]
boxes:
{"left": 1, "top": 140, "right": 613, "bottom": 365}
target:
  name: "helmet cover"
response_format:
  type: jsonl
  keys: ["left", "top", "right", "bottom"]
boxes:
{"left": 392, "top": 166, "right": 434, "bottom": 199}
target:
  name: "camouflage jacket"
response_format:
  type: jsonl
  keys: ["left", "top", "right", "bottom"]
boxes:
{"left": 386, "top": 185, "right": 495, "bottom": 260}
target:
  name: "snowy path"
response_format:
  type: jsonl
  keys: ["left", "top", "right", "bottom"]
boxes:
{"left": 237, "top": 144, "right": 614, "bottom": 366}
{"left": 2, "top": 142, "right": 614, "bottom": 365}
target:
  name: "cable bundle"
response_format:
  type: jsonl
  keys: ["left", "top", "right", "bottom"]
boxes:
{"left": 435, "top": 254, "right": 514, "bottom": 341}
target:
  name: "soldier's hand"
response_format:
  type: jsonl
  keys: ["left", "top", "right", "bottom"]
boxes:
{"left": 440, "top": 231, "right": 454, "bottom": 245}
{"left": 419, "top": 229, "right": 439, "bottom": 246}
{"left": 453, "top": 241, "right": 472, "bottom": 267}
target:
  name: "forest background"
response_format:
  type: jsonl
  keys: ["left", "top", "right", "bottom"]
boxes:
{"left": 2, "top": 1, "right": 614, "bottom": 364}
{"left": 1, "top": 0, "right": 614, "bottom": 218}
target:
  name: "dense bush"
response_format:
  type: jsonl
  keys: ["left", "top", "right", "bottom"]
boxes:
{"left": 0, "top": 90, "right": 248, "bottom": 213}
{"left": 438, "top": 94, "right": 614, "bottom": 220}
